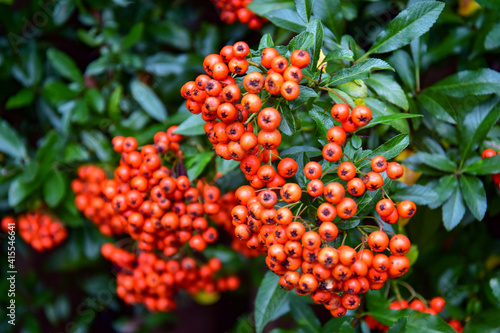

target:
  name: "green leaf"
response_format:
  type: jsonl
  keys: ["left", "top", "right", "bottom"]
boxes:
{"left": 366, "top": 1, "right": 445, "bottom": 56}
{"left": 80, "top": 130, "right": 113, "bottom": 161}
{"left": 463, "top": 310, "right": 500, "bottom": 333}
{"left": 428, "top": 68, "right": 500, "bottom": 97}
{"left": 290, "top": 300, "right": 320, "bottom": 333}
{"left": 52, "top": 0, "right": 75, "bottom": 26}
{"left": 254, "top": 271, "right": 291, "bottom": 333}
{"left": 309, "top": 105, "right": 334, "bottom": 145}
{"left": 313, "top": 0, "right": 342, "bottom": 41}
{"left": 8, "top": 176, "right": 34, "bottom": 207}
{"left": 47, "top": 48, "right": 83, "bottom": 83}
{"left": 85, "top": 88, "right": 105, "bottom": 114}
{"left": 6, "top": 88, "right": 35, "bottom": 109}
{"left": 463, "top": 155, "right": 500, "bottom": 175}
{"left": 259, "top": 33, "right": 275, "bottom": 49}
{"left": 266, "top": 9, "right": 307, "bottom": 33}
{"left": 322, "top": 317, "right": 354, "bottom": 333}
{"left": 281, "top": 146, "right": 322, "bottom": 157}
{"left": 459, "top": 99, "right": 500, "bottom": 164}
{"left": 351, "top": 135, "right": 362, "bottom": 149}
{"left": 0, "top": 119, "right": 27, "bottom": 160}
{"left": 327, "top": 59, "right": 394, "bottom": 87}
{"left": 417, "top": 91, "right": 456, "bottom": 124}
{"left": 248, "top": 0, "right": 295, "bottom": 16}
{"left": 279, "top": 104, "right": 297, "bottom": 136}
{"left": 108, "top": 85, "right": 123, "bottom": 120}
{"left": 122, "top": 22, "right": 144, "bottom": 49}
{"left": 387, "top": 317, "right": 408, "bottom": 333}
{"left": 44, "top": 169, "right": 66, "bottom": 208}
{"left": 387, "top": 50, "right": 415, "bottom": 91}
{"left": 328, "top": 89, "right": 355, "bottom": 109}
{"left": 130, "top": 79, "right": 167, "bottom": 122}
{"left": 295, "top": 0, "right": 313, "bottom": 23}
{"left": 360, "top": 134, "right": 410, "bottom": 168}
{"left": 442, "top": 186, "right": 465, "bottom": 231}
{"left": 392, "top": 184, "right": 439, "bottom": 206}
{"left": 459, "top": 175, "right": 487, "bottom": 221}
{"left": 185, "top": 152, "right": 214, "bottom": 180}
{"left": 428, "top": 175, "right": 458, "bottom": 210}
{"left": 175, "top": 114, "right": 206, "bottom": 136}
{"left": 307, "top": 19, "right": 324, "bottom": 68}
{"left": 321, "top": 48, "right": 354, "bottom": 63}
{"left": 366, "top": 73, "right": 409, "bottom": 110}
{"left": 289, "top": 86, "right": 319, "bottom": 110}
{"left": 42, "top": 81, "right": 80, "bottom": 103}
{"left": 475, "top": 0, "right": 500, "bottom": 10}
{"left": 359, "top": 113, "right": 422, "bottom": 131}
{"left": 288, "top": 31, "right": 315, "bottom": 52}
{"left": 485, "top": 22, "right": 500, "bottom": 50}
{"left": 63, "top": 143, "right": 90, "bottom": 163}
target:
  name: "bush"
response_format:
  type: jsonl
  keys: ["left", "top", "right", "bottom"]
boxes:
{"left": 1, "top": 0, "right": 500, "bottom": 332}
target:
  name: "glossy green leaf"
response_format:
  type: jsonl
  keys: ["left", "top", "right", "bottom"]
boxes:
{"left": 44, "top": 169, "right": 66, "bottom": 208}
{"left": 80, "top": 130, "right": 113, "bottom": 161}
{"left": 266, "top": 9, "right": 307, "bottom": 33}
{"left": 307, "top": 19, "right": 324, "bottom": 69}
{"left": 428, "top": 175, "right": 458, "bottom": 209}
{"left": 366, "top": 1, "right": 445, "bottom": 56}
{"left": 47, "top": 48, "right": 83, "bottom": 83}
{"left": 288, "top": 31, "right": 314, "bottom": 52}
{"left": 428, "top": 68, "right": 500, "bottom": 97}
{"left": 130, "top": 79, "right": 167, "bottom": 122}
{"left": 387, "top": 50, "right": 415, "bottom": 91}
{"left": 459, "top": 99, "right": 500, "bottom": 164}
{"left": 6, "top": 88, "right": 35, "bottom": 109}
{"left": 309, "top": 105, "right": 334, "bottom": 145}
{"left": 175, "top": 114, "right": 206, "bottom": 136}
{"left": 393, "top": 184, "right": 439, "bottom": 206}
{"left": 321, "top": 48, "right": 354, "bottom": 63}
{"left": 327, "top": 59, "right": 394, "bottom": 87}
{"left": 290, "top": 300, "right": 320, "bottom": 333}
{"left": 52, "top": 0, "right": 75, "bottom": 26}
{"left": 0, "top": 119, "right": 27, "bottom": 160}
{"left": 254, "top": 271, "right": 291, "bottom": 333}
{"left": 442, "top": 185, "right": 465, "bottom": 231}
{"left": 122, "top": 22, "right": 144, "bottom": 49}
{"left": 85, "top": 88, "right": 105, "bottom": 114}
{"left": 259, "top": 33, "right": 275, "bottom": 49}
{"left": 359, "top": 113, "right": 422, "bottom": 131}
{"left": 463, "top": 155, "right": 500, "bottom": 175}
{"left": 185, "top": 152, "right": 214, "bottom": 180}
{"left": 313, "top": 0, "right": 342, "bottom": 41}
{"left": 279, "top": 104, "right": 297, "bottom": 136}
{"left": 364, "top": 98, "right": 408, "bottom": 133}
{"left": 248, "top": 0, "right": 295, "bottom": 16}
{"left": 485, "top": 22, "right": 500, "bottom": 50}
{"left": 360, "top": 134, "right": 410, "bottom": 168}
{"left": 417, "top": 91, "right": 456, "bottom": 124}
{"left": 281, "top": 146, "right": 322, "bottom": 157}
{"left": 8, "top": 176, "right": 35, "bottom": 207}
{"left": 295, "top": 0, "right": 313, "bottom": 23}
{"left": 366, "top": 73, "right": 409, "bottom": 110}
{"left": 459, "top": 175, "right": 487, "bottom": 221}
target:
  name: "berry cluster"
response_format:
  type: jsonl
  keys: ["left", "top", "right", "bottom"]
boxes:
{"left": 481, "top": 148, "right": 500, "bottom": 188}
{"left": 1, "top": 212, "right": 67, "bottom": 251}
{"left": 230, "top": 155, "right": 414, "bottom": 317}
{"left": 181, "top": 43, "right": 311, "bottom": 168}
{"left": 73, "top": 128, "right": 224, "bottom": 255}
{"left": 365, "top": 297, "right": 463, "bottom": 332}
{"left": 211, "top": 0, "right": 266, "bottom": 29}
{"left": 102, "top": 243, "right": 239, "bottom": 312}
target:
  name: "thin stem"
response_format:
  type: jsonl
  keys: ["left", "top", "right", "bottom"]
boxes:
{"left": 319, "top": 86, "right": 351, "bottom": 106}
{"left": 321, "top": 166, "right": 339, "bottom": 178}
{"left": 392, "top": 281, "right": 404, "bottom": 302}
{"left": 341, "top": 231, "right": 348, "bottom": 246}
{"left": 245, "top": 112, "right": 258, "bottom": 125}
{"left": 248, "top": 60, "right": 267, "bottom": 73}
{"left": 303, "top": 75, "right": 319, "bottom": 85}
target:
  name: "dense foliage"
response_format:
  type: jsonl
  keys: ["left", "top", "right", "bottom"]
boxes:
{"left": 1, "top": 0, "right": 500, "bottom": 332}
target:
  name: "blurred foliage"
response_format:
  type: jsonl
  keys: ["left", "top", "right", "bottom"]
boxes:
{"left": 0, "top": 0, "right": 500, "bottom": 332}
